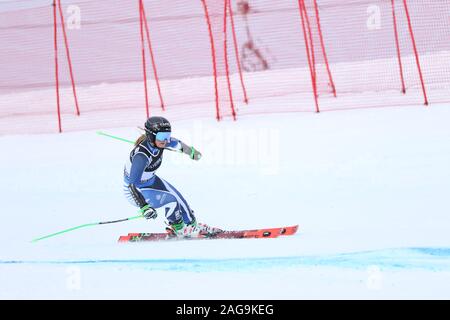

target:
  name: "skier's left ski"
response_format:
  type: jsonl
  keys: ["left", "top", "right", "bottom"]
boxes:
{"left": 118, "top": 225, "right": 298, "bottom": 243}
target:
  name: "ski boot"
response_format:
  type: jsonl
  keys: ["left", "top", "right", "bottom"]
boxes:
{"left": 166, "top": 219, "right": 222, "bottom": 238}
{"left": 196, "top": 222, "right": 223, "bottom": 235}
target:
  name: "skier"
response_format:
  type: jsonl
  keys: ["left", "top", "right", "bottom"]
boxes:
{"left": 123, "top": 116, "right": 220, "bottom": 238}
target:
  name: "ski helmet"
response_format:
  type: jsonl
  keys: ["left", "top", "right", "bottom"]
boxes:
{"left": 143, "top": 116, "right": 171, "bottom": 145}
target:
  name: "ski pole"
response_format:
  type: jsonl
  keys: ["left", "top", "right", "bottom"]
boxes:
{"left": 96, "top": 131, "right": 134, "bottom": 144}
{"left": 31, "top": 210, "right": 146, "bottom": 243}
{"left": 97, "top": 130, "right": 185, "bottom": 153}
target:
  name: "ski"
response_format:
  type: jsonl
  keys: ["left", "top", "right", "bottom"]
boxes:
{"left": 118, "top": 225, "right": 298, "bottom": 243}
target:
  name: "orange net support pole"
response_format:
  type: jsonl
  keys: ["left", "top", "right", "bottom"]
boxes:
{"left": 228, "top": 0, "right": 249, "bottom": 104}
{"left": 298, "top": 0, "right": 319, "bottom": 113}
{"left": 201, "top": 0, "right": 221, "bottom": 120}
{"left": 141, "top": 0, "right": 165, "bottom": 110}
{"left": 223, "top": 0, "right": 237, "bottom": 120}
{"left": 391, "top": 0, "right": 406, "bottom": 94}
{"left": 402, "top": 0, "right": 429, "bottom": 105}
{"left": 312, "top": 0, "right": 336, "bottom": 97}
{"left": 52, "top": 1, "right": 62, "bottom": 133}
{"left": 139, "top": 0, "right": 150, "bottom": 118}
{"left": 57, "top": 0, "right": 80, "bottom": 116}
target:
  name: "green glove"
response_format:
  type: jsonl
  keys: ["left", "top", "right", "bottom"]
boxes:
{"left": 190, "top": 147, "right": 202, "bottom": 160}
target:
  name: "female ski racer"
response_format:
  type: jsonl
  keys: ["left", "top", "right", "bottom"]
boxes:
{"left": 123, "top": 116, "right": 220, "bottom": 237}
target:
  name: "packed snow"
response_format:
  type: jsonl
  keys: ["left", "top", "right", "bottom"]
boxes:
{"left": 1, "top": 101, "right": 449, "bottom": 299}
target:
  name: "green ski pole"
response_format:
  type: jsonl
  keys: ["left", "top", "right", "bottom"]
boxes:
{"left": 96, "top": 131, "right": 134, "bottom": 144}
{"left": 97, "top": 131, "right": 183, "bottom": 153}
{"left": 31, "top": 209, "right": 147, "bottom": 243}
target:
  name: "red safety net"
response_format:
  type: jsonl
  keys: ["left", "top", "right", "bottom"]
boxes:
{"left": 0, "top": 0, "right": 449, "bottom": 134}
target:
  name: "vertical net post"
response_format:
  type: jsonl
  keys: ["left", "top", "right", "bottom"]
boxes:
{"left": 391, "top": 0, "right": 406, "bottom": 94}
{"left": 303, "top": 4, "right": 317, "bottom": 81}
{"left": 223, "top": 0, "right": 237, "bottom": 120}
{"left": 298, "top": 0, "right": 320, "bottom": 113}
{"left": 227, "top": 0, "right": 249, "bottom": 104}
{"left": 139, "top": 0, "right": 150, "bottom": 118}
{"left": 141, "top": 0, "right": 165, "bottom": 110}
{"left": 52, "top": 1, "right": 62, "bottom": 133}
{"left": 201, "top": 0, "right": 221, "bottom": 120}
{"left": 312, "top": 0, "right": 336, "bottom": 97}
{"left": 402, "top": 0, "right": 429, "bottom": 105}
{"left": 57, "top": 0, "right": 80, "bottom": 116}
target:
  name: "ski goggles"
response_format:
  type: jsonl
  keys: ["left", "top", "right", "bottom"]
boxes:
{"left": 155, "top": 131, "right": 171, "bottom": 142}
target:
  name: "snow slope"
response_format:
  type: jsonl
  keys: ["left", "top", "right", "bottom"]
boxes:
{"left": 0, "top": 103, "right": 450, "bottom": 299}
